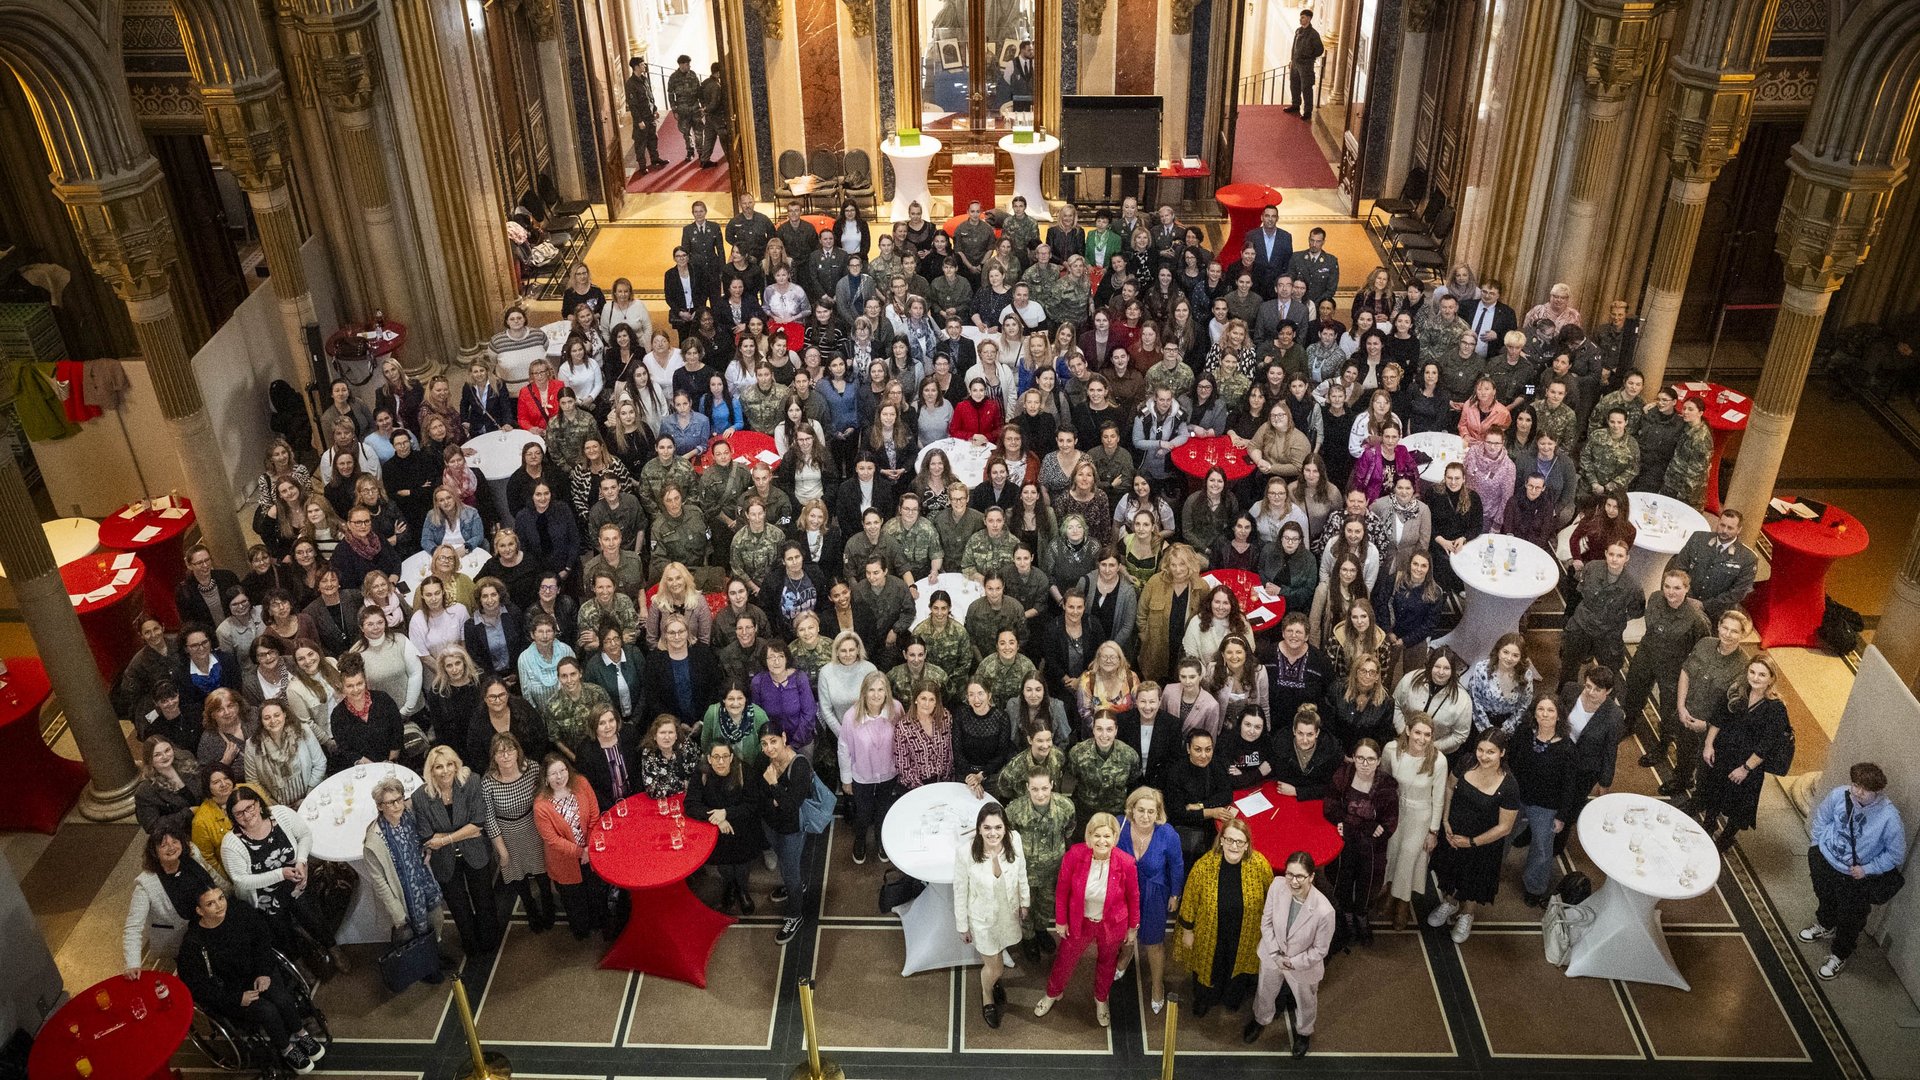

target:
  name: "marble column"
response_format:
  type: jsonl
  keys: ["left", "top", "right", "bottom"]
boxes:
{"left": 1558, "top": 1, "right": 1656, "bottom": 307}
{"left": 298, "top": 1, "right": 427, "bottom": 373}
{"left": 202, "top": 81, "right": 320, "bottom": 385}
{"left": 525, "top": 0, "right": 584, "bottom": 202}
{"left": 56, "top": 161, "right": 250, "bottom": 565}
{"left": 1633, "top": 0, "right": 1778, "bottom": 393}
{"left": 1872, "top": 513, "right": 1920, "bottom": 691}
{"left": 1721, "top": 155, "right": 1900, "bottom": 544}
{"left": 0, "top": 457, "right": 135, "bottom": 819}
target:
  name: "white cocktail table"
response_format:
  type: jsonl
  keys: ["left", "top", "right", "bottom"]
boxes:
{"left": 1433, "top": 533, "right": 1558, "bottom": 664}
{"left": 880, "top": 781, "right": 994, "bottom": 975}
{"left": 912, "top": 572, "right": 985, "bottom": 627}
{"left": 916, "top": 436, "right": 994, "bottom": 489}
{"left": 1567, "top": 791, "right": 1720, "bottom": 989}
{"left": 300, "top": 762, "right": 425, "bottom": 945}
{"left": 463, "top": 428, "right": 544, "bottom": 526}
{"left": 882, "top": 135, "right": 943, "bottom": 222}
{"left": 997, "top": 133, "right": 1060, "bottom": 220}
{"left": 1401, "top": 431, "right": 1466, "bottom": 486}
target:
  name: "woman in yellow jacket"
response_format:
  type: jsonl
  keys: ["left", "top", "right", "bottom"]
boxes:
{"left": 1174, "top": 815, "right": 1274, "bottom": 1014}
{"left": 1135, "top": 543, "right": 1205, "bottom": 684}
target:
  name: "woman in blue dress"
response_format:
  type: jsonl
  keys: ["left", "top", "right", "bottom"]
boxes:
{"left": 1117, "top": 785, "right": 1187, "bottom": 1016}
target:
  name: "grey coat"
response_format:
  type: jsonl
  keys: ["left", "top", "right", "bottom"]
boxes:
{"left": 411, "top": 772, "right": 493, "bottom": 880}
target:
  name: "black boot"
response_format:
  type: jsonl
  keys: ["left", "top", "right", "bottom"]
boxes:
{"left": 1241, "top": 1020, "right": 1265, "bottom": 1043}
{"left": 1293, "top": 1032, "right": 1311, "bottom": 1057}
{"left": 738, "top": 885, "right": 756, "bottom": 916}
{"left": 1638, "top": 741, "right": 1671, "bottom": 768}
{"left": 1023, "top": 936, "right": 1042, "bottom": 963}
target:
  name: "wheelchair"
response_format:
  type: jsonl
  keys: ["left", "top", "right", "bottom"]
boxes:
{"left": 187, "top": 949, "right": 333, "bottom": 1079}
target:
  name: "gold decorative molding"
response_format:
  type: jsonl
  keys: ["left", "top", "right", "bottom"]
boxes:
{"left": 129, "top": 84, "right": 208, "bottom": 130}
{"left": 1772, "top": 155, "right": 1901, "bottom": 294}
{"left": 523, "top": 0, "right": 558, "bottom": 41}
{"left": 201, "top": 84, "right": 293, "bottom": 192}
{"left": 1079, "top": 0, "right": 1109, "bottom": 34}
{"left": 842, "top": 0, "right": 874, "bottom": 36}
{"left": 297, "top": 9, "right": 383, "bottom": 113}
{"left": 749, "top": 0, "right": 783, "bottom": 37}
{"left": 1170, "top": 0, "right": 1201, "bottom": 34}
{"left": 1574, "top": 0, "right": 1657, "bottom": 102}
{"left": 54, "top": 161, "right": 181, "bottom": 307}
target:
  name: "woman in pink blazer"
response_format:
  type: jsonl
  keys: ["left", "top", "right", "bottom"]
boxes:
{"left": 1033, "top": 812, "right": 1141, "bottom": 1027}
{"left": 1246, "top": 850, "right": 1337, "bottom": 1056}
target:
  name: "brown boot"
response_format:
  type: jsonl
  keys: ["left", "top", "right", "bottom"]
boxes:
{"left": 1391, "top": 900, "right": 1409, "bottom": 932}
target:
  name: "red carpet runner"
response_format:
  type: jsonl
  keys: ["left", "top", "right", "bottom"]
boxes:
{"left": 628, "top": 113, "right": 732, "bottom": 194}
{"left": 1230, "top": 103, "right": 1339, "bottom": 190}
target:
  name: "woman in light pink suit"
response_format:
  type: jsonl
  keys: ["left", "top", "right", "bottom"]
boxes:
{"left": 1245, "top": 850, "right": 1337, "bottom": 1056}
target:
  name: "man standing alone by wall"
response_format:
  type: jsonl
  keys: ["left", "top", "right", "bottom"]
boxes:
{"left": 668, "top": 55, "right": 702, "bottom": 163}
{"left": 626, "top": 56, "right": 666, "bottom": 175}
{"left": 1287, "top": 10, "right": 1325, "bottom": 121}
{"left": 697, "top": 63, "right": 729, "bottom": 168}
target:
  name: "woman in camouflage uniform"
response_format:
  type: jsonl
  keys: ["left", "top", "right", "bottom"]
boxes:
{"left": 913, "top": 590, "right": 978, "bottom": 703}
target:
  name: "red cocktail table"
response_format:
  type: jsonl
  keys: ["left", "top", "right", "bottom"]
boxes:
{"left": 589, "top": 793, "right": 734, "bottom": 985}
{"left": 0, "top": 658, "right": 89, "bottom": 833}
{"left": 28, "top": 971, "right": 192, "bottom": 1080}
{"left": 1170, "top": 435, "right": 1256, "bottom": 484}
{"left": 697, "top": 430, "right": 781, "bottom": 473}
{"left": 60, "top": 552, "right": 149, "bottom": 681}
{"left": 98, "top": 496, "right": 195, "bottom": 626}
{"left": 1749, "top": 498, "right": 1868, "bottom": 649}
{"left": 1214, "top": 184, "right": 1282, "bottom": 273}
{"left": 1200, "top": 568, "right": 1286, "bottom": 633}
{"left": 1223, "top": 780, "right": 1343, "bottom": 869}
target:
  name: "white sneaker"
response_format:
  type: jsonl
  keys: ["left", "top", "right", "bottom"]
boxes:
{"left": 1426, "top": 900, "right": 1459, "bottom": 928}
{"left": 1799, "top": 923, "right": 1833, "bottom": 942}
{"left": 763, "top": 850, "right": 779, "bottom": 871}
{"left": 1819, "top": 954, "right": 1845, "bottom": 980}
{"left": 1450, "top": 912, "right": 1475, "bottom": 943}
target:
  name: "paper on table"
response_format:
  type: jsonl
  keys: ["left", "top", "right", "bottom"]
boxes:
{"left": 117, "top": 505, "right": 141, "bottom": 519}
{"left": 756, "top": 450, "right": 779, "bottom": 465}
{"left": 1684, "top": 381, "right": 1709, "bottom": 391}
{"left": 1234, "top": 790, "right": 1275, "bottom": 816}
{"left": 111, "top": 568, "right": 137, "bottom": 587}
{"left": 1723, "top": 410, "right": 1747, "bottom": 424}
{"left": 68, "top": 594, "right": 87, "bottom": 606}
{"left": 84, "top": 585, "right": 117, "bottom": 602}
{"left": 131, "top": 525, "right": 161, "bottom": 542}
{"left": 152, "top": 495, "right": 173, "bottom": 510}
{"left": 111, "top": 552, "right": 136, "bottom": 570}
{"left": 158, "top": 508, "right": 188, "bottom": 520}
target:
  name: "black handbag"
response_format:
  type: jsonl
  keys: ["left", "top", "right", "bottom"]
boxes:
{"left": 378, "top": 930, "right": 442, "bottom": 993}
{"left": 1850, "top": 800, "right": 1906, "bottom": 906}
{"left": 878, "top": 868, "right": 925, "bottom": 913}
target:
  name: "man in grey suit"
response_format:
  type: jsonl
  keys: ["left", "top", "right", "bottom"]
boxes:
{"left": 1512, "top": 432, "right": 1577, "bottom": 526}
{"left": 1368, "top": 477, "right": 1431, "bottom": 579}
{"left": 1664, "top": 508, "right": 1758, "bottom": 622}
{"left": 1254, "top": 274, "right": 1309, "bottom": 343}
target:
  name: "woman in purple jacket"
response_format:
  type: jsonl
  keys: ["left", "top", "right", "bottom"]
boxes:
{"left": 750, "top": 640, "right": 818, "bottom": 754}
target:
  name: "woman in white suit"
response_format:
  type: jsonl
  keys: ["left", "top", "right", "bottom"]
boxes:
{"left": 1246, "top": 850, "right": 1337, "bottom": 1057}
{"left": 952, "top": 801, "right": 1029, "bottom": 1030}
{"left": 124, "top": 824, "right": 220, "bottom": 975}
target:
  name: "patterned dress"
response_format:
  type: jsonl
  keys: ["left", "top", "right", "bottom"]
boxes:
{"left": 481, "top": 768, "right": 549, "bottom": 883}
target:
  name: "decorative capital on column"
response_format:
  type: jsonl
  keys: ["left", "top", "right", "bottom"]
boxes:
{"left": 52, "top": 160, "right": 182, "bottom": 306}
{"left": 748, "top": 0, "right": 783, "bottom": 37}
{"left": 1773, "top": 150, "right": 1906, "bottom": 294}
{"left": 841, "top": 0, "right": 874, "bottom": 37}
{"left": 523, "top": 0, "right": 558, "bottom": 41}
{"left": 1662, "top": 67, "right": 1754, "bottom": 183}
{"left": 1575, "top": 0, "right": 1657, "bottom": 102}
{"left": 292, "top": 0, "right": 384, "bottom": 111}
{"left": 1170, "top": 0, "right": 1202, "bottom": 34}
{"left": 201, "top": 80, "right": 295, "bottom": 193}
{"left": 1079, "top": 0, "right": 1109, "bottom": 34}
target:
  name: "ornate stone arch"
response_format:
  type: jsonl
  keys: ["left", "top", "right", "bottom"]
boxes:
{"left": 0, "top": 0, "right": 147, "bottom": 182}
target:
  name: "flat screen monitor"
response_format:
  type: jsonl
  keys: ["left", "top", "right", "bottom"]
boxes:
{"left": 1058, "top": 95, "right": 1164, "bottom": 169}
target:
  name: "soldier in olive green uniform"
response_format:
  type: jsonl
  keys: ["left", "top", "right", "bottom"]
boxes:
{"left": 1587, "top": 374, "right": 1646, "bottom": 441}
{"left": 928, "top": 267, "right": 975, "bottom": 320}
{"left": 1066, "top": 718, "right": 1141, "bottom": 825}
{"left": 1620, "top": 574, "right": 1710, "bottom": 761}
{"left": 739, "top": 468, "right": 795, "bottom": 530}
{"left": 1146, "top": 347, "right": 1195, "bottom": 399}
{"left": 1579, "top": 409, "right": 1640, "bottom": 495}
{"left": 960, "top": 512, "right": 1020, "bottom": 581}
{"left": 729, "top": 506, "right": 786, "bottom": 586}
{"left": 1417, "top": 297, "right": 1472, "bottom": 366}
{"left": 840, "top": 512, "right": 901, "bottom": 584}
{"left": 1003, "top": 548, "right": 1052, "bottom": 619}
{"left": 696, "top": 449, "right": 751, "bottom": 528}
{"left": 638, "top": 443, "right": 696, "bottom": 519}
{"left": 540, "top": 669, "right": 612, "bottom": 751}
{"left": 1661, "top": 402, "right": 1716, "bottom": 511}
{"left": 1559, "top": 542, "right": 1640, "bottom": 678}
{"left": 851, "top": 555, "right": 916, "bottom": 667}
{"left": 889, "top": 646, "right": 948, "bottom": 706}
{"left": 974, "top": 629, "right": 1039, "bottom": 710}
{"left": 547, "top": 402, "right": 601, "bottom": 474}
{"left": 743, "top": 380, "right": 788, "bottom": 433}
{"left": 1001, "top": 198, "right": 1040, "bottom": 257}
{"left": 1211, "top": 361, "right": 1251, "bottom": 413}
{"left": 1533, "top": 381, "right": 1581, "bottom": 455}
{"left": 952, "top": 204, "right": 997, "bottom": 280}
{"left": 788, "top": 628, "right": 834, "bottom": 681}
{"left": 883, "top": 500, "right": 944, "bottom": 584}
{"left": 913, "top": 607, "right": 977, "bottom": 702}
{"left": 650, "top": 489, "right": 712, "bottom": 585}
{"left": 995, "top": 730, "right": 1065, "bottom": 803}
{"left": 1005, "top": 772, "right": 1077, "bottom": 954}
{"left": 934, "top": 495, "right": 987, "bottom": 568}
{"left": 965, "top": 577, "right": 1029, "bottom": 657}
{"left": 1089, "top": 433, "right": 1136, "bottom": 493}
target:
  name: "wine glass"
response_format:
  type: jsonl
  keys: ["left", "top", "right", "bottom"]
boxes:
{"left": 616, "top": 799, "right": 630, "bottom": 818}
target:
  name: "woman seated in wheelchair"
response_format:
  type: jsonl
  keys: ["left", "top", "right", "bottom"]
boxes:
{"left": 178, "top": 886, "right": 328, "bottom": 1075}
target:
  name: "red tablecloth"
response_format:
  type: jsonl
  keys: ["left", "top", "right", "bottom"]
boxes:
{"left": 1227, "top": 782, "right": 1344, "bottom": 870}
{"left": 1669, "top": 383, "right": 1749, "bottom": 513}
{"left": 1169, "top": 435, "right": 1256, "bottom": 482}
{"left": 643, "top": 586, "right": 728, "bottom": 618}
{"left": 1214, "top": 184, "right": 1282, "bottom": 268}
{"left": 941, "top": 214, "right": 1003, "bottom": 239}
{"left": 697, "top": 430, "right": 781, "bottom": 473}
{"left": 0, "top": 658, "right": 88, "bottom": 833}
{"left": 1200, "top": 569, "right": 1286, "bottom": 632}
{"left": 28, "top": 971, "right": 193, "bottom": 1080}
{"left": 97, "top": 498, "right": 194, "bottom": 626}
{"left": 325, "top": 320, "right": 407, "bottom": 360}
{"left": 589, "top": 794, "right": 734, "bottom": 985}
{"left": 60, "top": 553, "right": 148, "bottom": 680}
{"left": 1750, "top": 499, "right": 1869, "bottom": 649}
{"left": 1159, "top": 161, "right": 1211, "bottom": 179}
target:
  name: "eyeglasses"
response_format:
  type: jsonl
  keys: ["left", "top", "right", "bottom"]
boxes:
{"left": 377, "top": 797, "right": 404, "bottom": 807}
{"left": 1284, "top": 872, "right": 1312, "bottom": 882}
{"left": 1219, "top": 837, "right": 1248, "bottom": 849}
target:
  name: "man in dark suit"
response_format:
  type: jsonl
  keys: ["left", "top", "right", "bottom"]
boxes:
{"left": 933, "top": 315, "right": 977, "bottom": 371}
{"left": 1555, "top": 664, "right": 1626, "bottom": 856}
{"left": 1253, "top": 274, "right": 1310, "bottom": 343}
{"left": 1465, "top": 279, "right": 1518, "bottom": 358}
{"left": 173, "top": 544, "right": 240, "bottom": 630}
{"left": 680, "top": 199, "right": 725, "bottom": 279}
{"left": 1246, "top": 205, "right": 1293, "bottom": 295}
{"left": 662, "top": 245, "right": 707, "bottom": 339}
{"left": 1664, "top": 508, "right": 1758, "bottom": 622}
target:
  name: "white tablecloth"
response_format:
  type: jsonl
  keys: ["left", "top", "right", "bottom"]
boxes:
{"left": 1623, "top": 491, "right": 1707, "bottom": 597}
{"left": 997, "top": 134, "right": 1060, "bottom": 221}
{"left": 1401, "top": 431, "right": 1466, "bottom": 486}
{"left": 1433, "top": 534, "right": 1558, "bottom": 664}
{"left": 881, "top": 782, "right": 994, "bottom": 975}
{"left": 916, "top": 437, "right": 994, "bottom": 489}
{"left": 882, "top": 135, "right": 943, "bottom": 222}
{"left": 463, "top": 429, "right": 542, "bottom": 525}
{"left": 300, "top": 763, "right": 424, "bottom": 945}
{"left": 913, "top": 573, "right": 985, "bottom": 627}
{"left": 399, "top": 548, "right": 492, "bottom": 593}
{"left": 0, "top": 518, "right": 100, "bottom": 577}
{"left": 1567, "top": 792, "right": 1720, "bottom": 989}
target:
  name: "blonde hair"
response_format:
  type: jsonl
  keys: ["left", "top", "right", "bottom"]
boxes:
{"left": 423, "top": 745, "right": 469, "bottom": 793}
{"left": 1084, "top": 812, "right": 1120, "bottom": 843}
{"left": 1123, "top": 786, "right": 1167, "bottom": 824}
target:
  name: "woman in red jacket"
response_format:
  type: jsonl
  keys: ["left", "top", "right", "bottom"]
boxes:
{"left": 532, "top": 752, "right": 607, "bottom": 939}
{"left": 1034, "top": 812, "right": 1141, "bottom": 1027}
{"left": 949, "top": 378, "right": 1005, "bottom": 445}
{"left": 517, "top": 358, "right": 565, "bottom": 431}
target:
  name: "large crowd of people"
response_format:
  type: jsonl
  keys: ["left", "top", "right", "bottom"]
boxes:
{"left": 113, "top": 190, "right": 1904, "bottom": 1068}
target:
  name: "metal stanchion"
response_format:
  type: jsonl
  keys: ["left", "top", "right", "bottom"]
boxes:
{"left": 451, "top": 980, "right": 513, "bottom": 1080}
{"left": 787, "top": 977, "right": 846, "bottom": 1080}
{"left": 1158, "top": 993, "right": 1179, "bottom": 1079}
